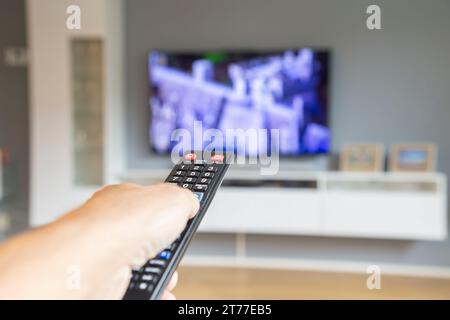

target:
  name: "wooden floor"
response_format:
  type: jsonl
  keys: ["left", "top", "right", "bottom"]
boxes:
{"left": 173, "top": 266, "right": 450, "bottom": 300}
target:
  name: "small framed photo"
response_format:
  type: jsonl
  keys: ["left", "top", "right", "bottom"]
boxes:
{"left": 389, "top": 143, "right": 437, "bottom": 172}
{"left": 340, "top": 144, "right": 385, "bottom": 172}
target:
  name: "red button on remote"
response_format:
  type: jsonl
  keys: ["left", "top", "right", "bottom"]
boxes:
{"left": 211, "top": 154, "right": 224, "bottom": 163}
{"left": 185, "top": 153, "right": 196, "bottom": 161}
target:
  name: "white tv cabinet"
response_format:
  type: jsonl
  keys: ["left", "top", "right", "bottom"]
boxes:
{"left": 123, "top": 169, "right": 447, "bottom": 241}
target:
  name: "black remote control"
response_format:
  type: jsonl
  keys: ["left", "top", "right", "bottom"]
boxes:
{"left": 122, "top": 151, "right": 230, "bottom": 300}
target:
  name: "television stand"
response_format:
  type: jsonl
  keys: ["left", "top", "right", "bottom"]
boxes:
{"left": 120, "top": 169, "right": 447, "bottom": 241}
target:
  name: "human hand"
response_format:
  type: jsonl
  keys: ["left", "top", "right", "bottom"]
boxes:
{"left": 0, "top": 183, "right": 199, "bottom": 299}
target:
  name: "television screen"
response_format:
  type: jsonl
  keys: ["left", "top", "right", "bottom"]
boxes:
{"left": 148, "top": 49, "right": 330, "bottom": 157}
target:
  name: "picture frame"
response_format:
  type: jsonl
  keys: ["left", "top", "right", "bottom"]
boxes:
{"left": 389, "top": 143, "right": 437, "bottom": 172}
{"left": 340, "top": 143, "right": 385, "bottom": 172}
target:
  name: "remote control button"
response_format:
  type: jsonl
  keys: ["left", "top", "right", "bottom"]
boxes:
{"left": 138, "top": 283, "right": 149, "bottom": 290}
{"left": 179, "top": 183, "right": 193, "bottom": 190}
{"left": 168, "top": 176, "right": 183, "bottom": 183}
{"left": 201, "top": 172, "right": 214, "bottom": 178}
{"left": 198, "top": 177, "right": 211, "bottom": 184}
{"left": 193, "top": 184, "right": 208, "bottom": 192}
{"left": 141, "top": 274, "right": 156, "bottom": 282}
{"left": 205, "top": 165, "right": 218, "bottom": 172}
{"left": 185, "top": 153, "right": 196, "bottom": 161}
{"left": 194, "top": 192, "right": 204, "bottom": 201}
{"left": 159, "top": 250, "right": 172, "bottom": 260}
{"left": 176, "top": 164, "right": 190, "bottom": 171}
{"left": 191, "top": 165, "right": 204, "bottom": 171}
{"left": 211, "top": 154, "right": 224, "bottom": 163}
{"left": 144, "top": 267, "right": 162, "bottom": 275}
{"left": 187, "top": 171, "right": 200, "bottom": 177}
{"left": 183, "top": 177, "right": 197, "bottom": 183}
{"left": 148, "top": 259, "right": 167, "bottom": 267}
{"left": 174, "top": 170, "right": 186, "bottom": 176}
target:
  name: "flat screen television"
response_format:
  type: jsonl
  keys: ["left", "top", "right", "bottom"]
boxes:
{"left": 148, "top": 49, "right": 330, "bottom": 157}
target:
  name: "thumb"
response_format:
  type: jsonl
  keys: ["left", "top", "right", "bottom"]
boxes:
{"left": 130, "top": 184, "right": 200, "bottom": 265}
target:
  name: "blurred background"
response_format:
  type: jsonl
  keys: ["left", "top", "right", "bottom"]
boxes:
{"left": 1, "top": 0, "right": 450, "bottom": 299}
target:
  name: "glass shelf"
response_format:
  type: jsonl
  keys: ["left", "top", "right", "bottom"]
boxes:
{"left": 71, "top": 39, "right": 104, "bottom": 186}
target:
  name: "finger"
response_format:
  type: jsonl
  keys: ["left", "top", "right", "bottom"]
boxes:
{"left": 120, "top": 183, "right": 142, "bottom": 189}
{"left": 167, "top": 184, "right": 200, "bottom": 219}
{"left": 161, "top": 290, "right": 176, "bottom": 300}
{"left": 149, "top": 183, "right": 199, "bottom": 229}
{"left": 166, "top": 271, "right": 178, "bottom": 291}
{"left": 107, "top": 266, "right": 132, "bottom": 300}
{"left": 127, "top": 184, "right": 200, "bottom": 258}
{"left": 130, "top": 245, "right": 150, "bottom": 269}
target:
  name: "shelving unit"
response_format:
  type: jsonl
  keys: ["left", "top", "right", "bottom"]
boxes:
{"left": 121, "top": 169, "right": 447, "bottom": 241}
{"left": 28, "top": 0, "right": 126, "bottom": 226}
{"left": 27, "top": 0, "right": 448, "bottom": 242}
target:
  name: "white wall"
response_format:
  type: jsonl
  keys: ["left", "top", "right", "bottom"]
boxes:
{"left": 124, "top": 0, "right": 450, "bottom": 268}
{"left": 27, "top": 0, "right": 125, "bottom": 225}
{"left": 26, "top": 0, "right": 450, "bottom": 272}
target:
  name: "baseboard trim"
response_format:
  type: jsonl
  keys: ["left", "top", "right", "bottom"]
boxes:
{"left": 181, "top": 255, "right": 450, "bottom": 279}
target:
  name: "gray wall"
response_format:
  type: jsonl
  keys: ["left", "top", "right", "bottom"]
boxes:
{"left": 0, "top": 0, "right": 29, "bottom": 233}
{"left": 125, "top": 0, "right": 450, "bottom": 266}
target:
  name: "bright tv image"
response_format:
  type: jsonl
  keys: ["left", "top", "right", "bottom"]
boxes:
{"left": 148, "top": 49, "right": 330, "bottom": 156}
